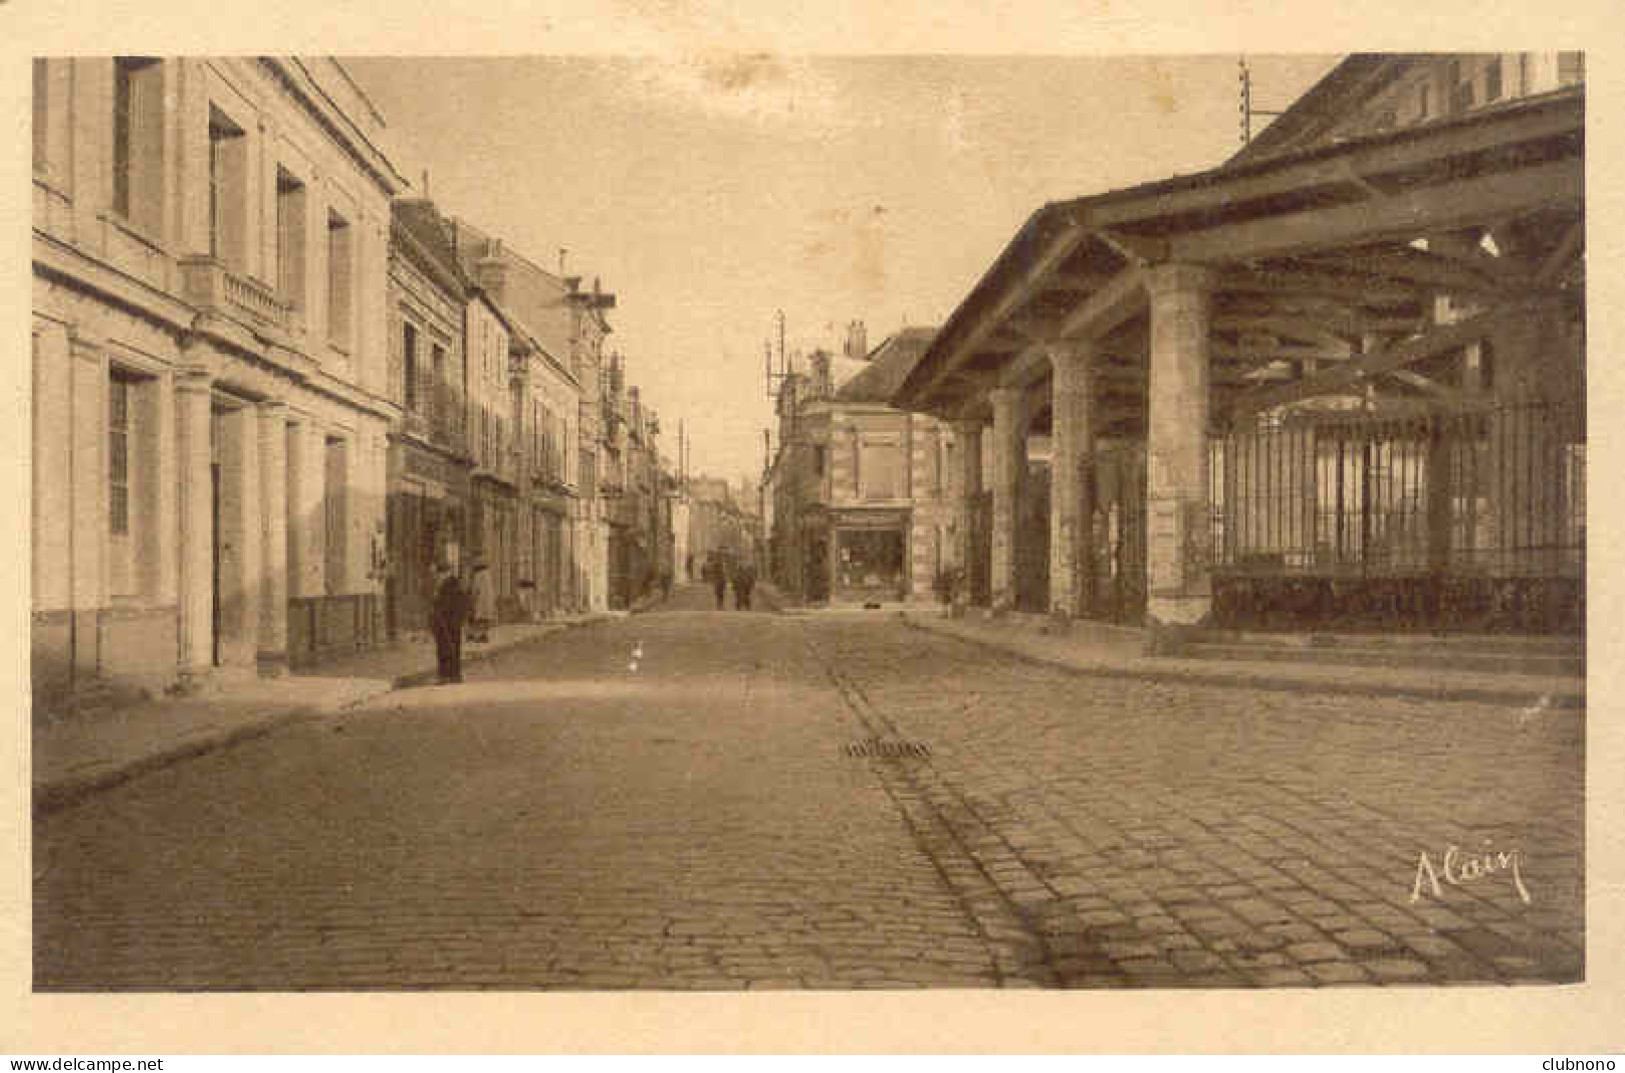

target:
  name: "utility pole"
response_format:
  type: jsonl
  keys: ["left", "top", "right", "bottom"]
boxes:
{"left": 1238, "top": 56, "right": 1286, "bottom": 146}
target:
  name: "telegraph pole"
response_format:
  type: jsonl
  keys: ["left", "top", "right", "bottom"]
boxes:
{"left": 1238, "top": 56, "right": 1285, "bottom": 146}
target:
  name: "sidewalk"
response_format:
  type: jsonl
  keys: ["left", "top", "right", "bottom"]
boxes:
{"left": 899, "top": 606, "right": 1585, "bottom": 710}
{"left": 33, "top": 616, "right": 607, "bottom": 816}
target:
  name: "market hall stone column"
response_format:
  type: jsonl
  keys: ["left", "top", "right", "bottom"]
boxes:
{"left": 1144, "top": 263, "right": 1217, "bottom": 628}
{"left": 1049, "top": 341, "right": 1096, "bottom": 620}
{"left": 257, "top": 399, "right": 290, "bottom": 675}
{"left": 988, "top": 386, "right": 1024, "bottom": 614}
{"left": 951, "top": 417, "right": 984, "bottom": 613}
{"left": 175, "top": 365, "right": 215, "bottom": 682}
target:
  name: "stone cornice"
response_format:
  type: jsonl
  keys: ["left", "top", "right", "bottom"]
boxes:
{"left": 258, "top": 58, "right": 409, "bottom": 198}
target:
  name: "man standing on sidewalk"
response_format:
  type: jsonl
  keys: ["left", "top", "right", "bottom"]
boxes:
{"left": 431, "top": 566, "right": 470, "bottom": 684}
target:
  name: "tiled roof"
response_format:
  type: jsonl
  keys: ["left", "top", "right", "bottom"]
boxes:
{"left": 835, "top": 327, "right": 938, "bottom": 405}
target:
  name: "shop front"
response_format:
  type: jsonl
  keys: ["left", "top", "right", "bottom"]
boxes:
{"left": 829, "top": 508, "right": 910, "bottom": 603}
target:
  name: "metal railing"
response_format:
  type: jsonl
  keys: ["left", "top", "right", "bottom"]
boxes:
{"left": 1210, "top": 399, "right": 1584, "bottom": 580}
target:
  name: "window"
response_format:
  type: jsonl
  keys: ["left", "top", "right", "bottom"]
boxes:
{"left": 1418, "top": 83, "right": 1430, "bottom": 120}
{"left": 402, "top": 321, "right": 418, "bottom": 412}
{"left": 432, "top": 345, "right": 446, "bottom": 438}
{"left": 109, "top": 373, "right": 132, "bottom": 536}
{"left": 112, "top": 57, "right": 164, "bottom": 236}
{"left": 580, "top": 447, "right": 596, "bottom": 494}
{"left": 32, "top": 60, "right": 47, "bottom": 172}
{"left": 208, "top": 106, "right": 247, "bottom": 269}
{"left": 276, "top": 168, "right": 307, "bottom": 308}
{"left": 327, "top": 210, "right": 353, "bottom": 349}
{"left": 861, "top": 443, "right": 905, "bottom": 501}
{"left": 323, "top": 436, "right": 347, "bottom": 594}
{"left": 1447, "top": 58, "right": 1475, "bottom": 115}
{"left": 1485, "top": 57, "right": 1503, "bottom": 102}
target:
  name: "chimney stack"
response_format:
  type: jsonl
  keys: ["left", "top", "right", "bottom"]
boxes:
{"left": 844, "top": 319, "right": 868, "bottom": 361}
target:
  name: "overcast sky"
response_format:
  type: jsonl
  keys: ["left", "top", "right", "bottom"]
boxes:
{"left": 345, "top": 54, "right": 1339, "bottom": 486}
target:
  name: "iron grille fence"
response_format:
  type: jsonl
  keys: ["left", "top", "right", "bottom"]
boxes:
{"left": 1210, "top": 400, "right": 1583, "bottom": 581}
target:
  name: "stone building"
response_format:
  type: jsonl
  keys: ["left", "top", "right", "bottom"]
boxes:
{"left": 894, "top": 53, "right": 1585, "bottom": 635}
{"left": 449, "top": 222, "right": 614, "bottom": 614}
{"left": 768, "top": 325, "right": 947, "bottom": 605}
{"left": 385, "top": 196, "right": 470, "bottom": 636}
{"left": 463, "top": 288, "right": 522, "bottom": 617}
{"left": 32, "top": 57, "right": 406, "bottom": 704}
{"left": 515, "top": 330, "right": 580, "bottom": 621}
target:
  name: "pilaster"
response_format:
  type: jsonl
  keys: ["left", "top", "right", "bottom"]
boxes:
{"left": 258, "top": 400, "right": 289, "bottom": 672}
{"left": 68, "top": 330, "right": 107, "bottom": 681}
{"left": 217, "top": 403, "right": 262, "bottom": 668}
{"left": 174, "top": 365, "right": 214, "bottom": 677}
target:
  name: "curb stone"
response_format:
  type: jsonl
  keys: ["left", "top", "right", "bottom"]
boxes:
{"left": 35, "top": 627, "right": 574, "bottom": 817}
{"left": 33, "top": 682, "right": 393, "bottom": 818}
{"left": 901, "top": 615, "right": 1584, "bottom": 710}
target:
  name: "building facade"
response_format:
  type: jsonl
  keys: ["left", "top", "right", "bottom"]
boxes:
{"left": 33, "top": 56, "right": 405, "bottom": 705}
{"left": 768, "top": 327, "right": 948, "bottom": 605}
{"left": 463, "top": 290, "right": 522, "bottom": 618}
{"left": 516, "top": 332, "right": 580, "bottom": 620}
{"left": 450, "top": 223, "right": 615, "bottom": 614}
{"left": 385, "top": 196, "right": 469, "bottom": 636}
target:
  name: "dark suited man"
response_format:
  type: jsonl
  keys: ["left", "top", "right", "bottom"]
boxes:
{"left": 431, "top": 565, "right": 470, "bottom": 684}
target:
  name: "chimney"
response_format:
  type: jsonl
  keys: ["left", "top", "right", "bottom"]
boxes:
{"left": 844, "top": 319, "right": 868, "bottom": 361}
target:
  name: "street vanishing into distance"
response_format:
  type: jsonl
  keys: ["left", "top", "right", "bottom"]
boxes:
{"left": 34, "top": 588, "right": 1583, "bottom": 990}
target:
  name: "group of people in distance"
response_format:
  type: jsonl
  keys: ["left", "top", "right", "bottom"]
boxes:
{"left": 700, "top": 551, "right": 757, "bottom": 611}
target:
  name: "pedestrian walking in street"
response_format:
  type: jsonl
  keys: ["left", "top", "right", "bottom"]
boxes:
{"left": 468, "top": 562, "right": 494, "bottom": 644}
{"left": 708, "top": 553, "right": 727, "bottom": 610}
{"left": 430, "top": 565, "right": 470, "bottom": 684}
{"left": 660, "top": 566, "right": 674, "bottom": 602}
{"left": 734, "top": 559, "right": 756, "bottom": 610}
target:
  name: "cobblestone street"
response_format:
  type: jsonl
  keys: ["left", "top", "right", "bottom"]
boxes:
{"left": 34, "top": 594, "right": 1583, "bottom": 990}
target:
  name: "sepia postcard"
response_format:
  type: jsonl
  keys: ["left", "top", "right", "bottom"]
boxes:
{"left": 4, "top": 0, "right": 1623, "bottom": 1056}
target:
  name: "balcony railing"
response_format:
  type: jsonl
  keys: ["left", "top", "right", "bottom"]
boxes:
{"left": 180, "top": 256, "right": 290, "bottom": 336}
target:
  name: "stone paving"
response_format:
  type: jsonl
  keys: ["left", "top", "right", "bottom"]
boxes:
{"left": 801, "top": 620, "right": 1584, "bottom": 987}
{"left": 33, "top": 599, "right": 1583, "bottom": 989}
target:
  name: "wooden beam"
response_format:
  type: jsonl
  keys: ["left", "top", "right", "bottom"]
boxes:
{"left": 1053, "top": 266, "right": 1147, "bottom": 341}
{"left": 1213, "top": 315, "right": 1353, "bottom": 352}
{"left": 1228, "top": 304, "right": 1529, "bottom": 420}
{"left": 1535, "top": 219, "right": 1584, "bottom": 287}
{"left": 1336, "top": 158, "right": 1389, "bottom": 200}
{"left": 994, "top": 266, "right": 1148, "bottom": 389}
{"left": 1165, "top": 159, "right": 1583, "bottom": 266}
{"left": 1382, "top": 368, "right": 1470, "bottom": 403}
{"left": 1212, "top": 342, "right": 1353, "bottom": 367}
{"left": 928, "top": 221, "right": 1090, "bottom": 397}
{"left": 1219, "top": 267, "right": 1421, "bottom": 305}
{"left": 1075, "top": 95, "right": 1580, "bottom": 236}
{"left": 1094, "top": 229, "right": 1164, "bottom": 267}
{"left": 1301, "top": 245, "right": 1518, "bottom": 299}
{"left": 1043, "top": 270, "right": 1114, "bottom": 293}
